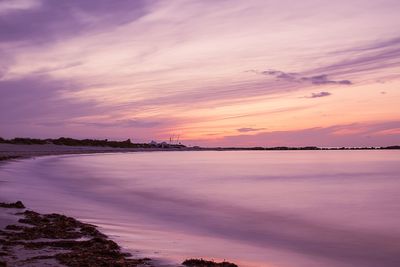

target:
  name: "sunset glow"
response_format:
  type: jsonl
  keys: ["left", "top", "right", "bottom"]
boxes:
{"left": 1, "top": 0, "right": 399, "bottom": 146}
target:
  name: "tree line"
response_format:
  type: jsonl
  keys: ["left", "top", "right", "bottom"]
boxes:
{"left": 0, "top": 137, "right": 186, "bottom": 148}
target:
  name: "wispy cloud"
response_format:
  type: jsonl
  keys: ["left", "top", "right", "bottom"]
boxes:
{"left": 237, "top": 127, "right": 266, "bottom": 133}
{"left": 0, "top": 0, "right": 42, "bottom": 15}
{"left": 305, "top": 92, "right": 332, "bottom": 98}
{"left": 315, "top": 36, "right": 400, "bottom": 80}
{"left": 39, "top": 119, "right": 166, "bottom": 129}
{"left": 1, "top": 1, "right": 399, "bottom": 146}
{"left": 255, "top": 70, "right": 352, "bottom": 85}
{"left": 0, "top": 0, "right": 148, "bottom": 43}
{"left": 300, "top": 75, "right": 352, "bottom": 85}
{"left": 32, "top": 62, "right": 83, "bottom": 75}
{"left": 0, "top": 75, "right": 97, "bottom": 124}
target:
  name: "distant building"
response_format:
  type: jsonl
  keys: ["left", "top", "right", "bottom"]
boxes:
{"left": 160, "top": 142, "right": 169, "bottom": 148}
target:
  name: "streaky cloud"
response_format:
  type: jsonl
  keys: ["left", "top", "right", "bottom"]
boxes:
{"left": 0, "top": 0, "right": 149, "bottom": 43}
{"left": 40, "top": 118, "right": 177, "bottom": 129}
{"left": 0, "top": 75, "right": 101, "bottom": 124}
{"left": 301, "top": 75, "right": 351, "bottom": 85}
{"left": 315, "top": 36, "right": 400, "bottom": 79}
{"left": 237, "top": 127, "right": 266, "bottom": 133}
{"left": 257, "top": 69, "right": 352, "bottom": 85}
{"left": 305, "top": 91, "right": 332, "bottom": 98}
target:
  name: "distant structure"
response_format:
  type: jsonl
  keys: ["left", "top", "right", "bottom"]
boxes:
{"left": 169, "top": 134, "right": 182, "bottom": 145}
{"left": 148, "top": 136, "right": 185, "bottom": 149}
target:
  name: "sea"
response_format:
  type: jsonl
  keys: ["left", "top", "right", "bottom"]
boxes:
{"left": 1, "top": 150, "right": 399, "bottom": 267}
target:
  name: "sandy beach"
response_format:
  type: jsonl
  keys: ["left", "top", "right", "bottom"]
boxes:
{"left": 0, "top": 143, "right": 183, "bottom": 159}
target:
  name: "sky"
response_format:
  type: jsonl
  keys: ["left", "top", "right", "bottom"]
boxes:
{"left": 1, "top": 0, "right": 399, "bottom": 147}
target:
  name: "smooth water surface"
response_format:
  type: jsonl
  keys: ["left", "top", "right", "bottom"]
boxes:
{"left": 1, "top": 151, "right": 400, "bottom": 267}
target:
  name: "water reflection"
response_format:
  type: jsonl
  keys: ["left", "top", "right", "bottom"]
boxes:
{"left": 1, "top": 151, "right": 400, "bottom": 267}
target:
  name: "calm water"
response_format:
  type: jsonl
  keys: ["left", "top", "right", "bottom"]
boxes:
{"left": 1, "top": 151, "right": 400, "bottom": 267}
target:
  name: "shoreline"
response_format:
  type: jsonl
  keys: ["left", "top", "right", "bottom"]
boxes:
{"left": 1, "top": 201, "right": 237, "bottom": 267}
{"left": 0, "top": 143, "right": 191, "bottom": 160}
{"left": 0, "top": 147, "right": 239, "bottom": 267}
{"left": 1, "top": 142, "right": 399, "bottom": 159}
{"left": 0, "top": 201, "right": 152, "bottom": 267}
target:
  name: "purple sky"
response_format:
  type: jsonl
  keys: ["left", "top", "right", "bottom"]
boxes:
{"left": 1, "top": 0, "right": 399, "bottom": 146}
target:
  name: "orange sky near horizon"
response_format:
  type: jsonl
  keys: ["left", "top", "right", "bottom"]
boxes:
{"left": 1, "top": 0, "right": 399, "bottom": 146}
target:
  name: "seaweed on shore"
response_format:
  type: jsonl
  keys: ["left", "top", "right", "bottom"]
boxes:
{"left": 0, "top": 201, "right": 25, "bottom": 209}
{"left": 0, "top": 201, "right": 152, "bottom": 266}
{"left": 0, "top": 156, "right": 21, "bottom": 162}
